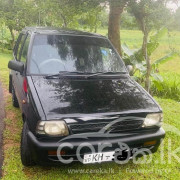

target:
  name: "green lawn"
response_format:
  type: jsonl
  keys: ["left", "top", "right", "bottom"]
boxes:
{"left": 0, "top": 30, "right": 180, "bottom": 179}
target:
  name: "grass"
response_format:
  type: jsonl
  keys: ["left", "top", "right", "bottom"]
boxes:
{"left": 0, "top": 53, "right": 12, "bottom": 87}
{"left": 0, "top": 29, "right": 180, "bottom": 179}
{"left": 151, "top": 72, "right": 180, "bottom": 101}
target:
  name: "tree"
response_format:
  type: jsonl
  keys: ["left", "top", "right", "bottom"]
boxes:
{"left": 129, "top": 0, "right": 171, "bottom": 92}
{"left": 172, "top": 7, "right": 180, "bottom": 30}
{"left": 108, "top": 0, "right": 129, "bottom": 56}
{"left": 79, "top": 6, "right": 104, "bottom": 32}
{"left": 33, "top": 0, "right": 129, "bottom": 55}
{"left": 97, "top": 9, "right": 109, "bottom": 29}
{"left": 0, "top": 0, "right": 103, "bottom": 48}
{"left": 46, "top": 0, "right": 128, "bottom": 55}
{"left": 35, "top": 0, "right": 102, "bottom": 29}
{"left": 66, "top": 0, "right": 129, "bottom": 55}
{"left": 35, "top": 0, "right": 79, "bottom": 28}
{"left": 0, "top": 0, "right": 38, "bottom": 48}
{"left": 120, "top": 12, "right": 138, "bottom": 30}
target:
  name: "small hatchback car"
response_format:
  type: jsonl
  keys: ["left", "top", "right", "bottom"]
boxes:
{"left": 8, "top": 27, "right": 165, "bottom": 166}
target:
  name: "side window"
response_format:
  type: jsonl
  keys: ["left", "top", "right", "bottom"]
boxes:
{"left": 21, "top": 36, "right": 30, "bottom": 63}
{"left": 17, "top": 34, "right": 26, "bottom": 61}
{"left": 14, "top": 34, "right": 22, "bottom": 59}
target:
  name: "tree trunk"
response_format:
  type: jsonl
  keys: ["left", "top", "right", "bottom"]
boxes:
{"left": 59, "top": 12, "right": 67, "bottom": 28}
{"left": 142, "top": 30, "right": 151, "bottom": 92}
{"left": 108, "top": 1, "right": 126, "bottom": 56}
{"left": 9, "top": 27, "right": 15, "bottom": 49}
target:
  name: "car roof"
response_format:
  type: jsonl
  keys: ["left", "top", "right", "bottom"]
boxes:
{"left": 22, "top": 27, "right": 106, "bottom": 38}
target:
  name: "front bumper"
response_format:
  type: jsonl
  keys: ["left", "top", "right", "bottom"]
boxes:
{"left": 27, "top": 128, "right": 165, "bottom": 165}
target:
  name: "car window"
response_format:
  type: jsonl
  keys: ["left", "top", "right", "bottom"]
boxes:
{"left": 14, "top": 34, "right": 22, "bottom": 60}
{"left": 17, "top": 34, "right": 26, "bottom": 61}
{"left": 20, "top": 35, "right": 30, "bottom": 63}
{"left": 29, "top": 35, "right": 126, "bottom": 75}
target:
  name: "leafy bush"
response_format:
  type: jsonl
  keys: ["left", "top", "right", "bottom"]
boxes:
{"left": 151, "top": 72, "right": 180, "bottom": 101}
{"left": 122, "top": 28, "right": 179, "bottom": 90}
{"left": 0, "top": 25, "right": 12, "bottom": 50}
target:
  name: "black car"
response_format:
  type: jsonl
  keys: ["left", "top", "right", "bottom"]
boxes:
{"left": 8, "top": 27, "right": 165, "bottom": 166}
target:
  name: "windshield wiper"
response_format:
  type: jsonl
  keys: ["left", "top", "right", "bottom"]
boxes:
{"left": 46, "top": 71, "right": 127, "bottom": 79}
{"left": 45, "top": 71, "right": 84, "bottom": 78}
{"left": 85, "top": 71, "right": 127, "bottom": 78}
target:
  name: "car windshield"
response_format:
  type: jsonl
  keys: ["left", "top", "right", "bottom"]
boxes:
{"left": 29, "top": 34, "right": 127, "bottom": 75}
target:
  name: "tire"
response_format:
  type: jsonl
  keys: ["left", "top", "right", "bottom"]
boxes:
{"left": 21, "top": 122, "right": 35, "bottom": 166}
{"left": 9, "top": 75, "right": 12, "bottom": 93}
{"left": 12, "top": 85, "right": 19, "bottom": 108}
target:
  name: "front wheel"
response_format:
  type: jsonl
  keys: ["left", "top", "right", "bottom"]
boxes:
{"left": 21, "top": 122, "right": 35, "bottom": 166}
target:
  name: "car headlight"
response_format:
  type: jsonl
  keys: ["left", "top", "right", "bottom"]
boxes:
{"left": 142, "top": 113, "right": 163, "bottom": 127}
{"left": 37, "top": 121, "right": 69, "bottom": 136}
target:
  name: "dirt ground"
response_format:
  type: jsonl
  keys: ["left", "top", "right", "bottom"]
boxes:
{"left": 0, "top": 82, "right": 5, "bottom": 177}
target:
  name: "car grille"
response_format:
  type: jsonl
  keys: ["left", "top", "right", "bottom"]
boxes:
{"left": 69, "top": 119, "right": 143, "bottom": 134}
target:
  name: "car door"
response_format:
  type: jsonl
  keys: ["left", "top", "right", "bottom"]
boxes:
{"left": 12, "top": 34, "right": 26, "bottom": 107}
{"left": 14, "top": 33, "right": 30, "bottom": 110}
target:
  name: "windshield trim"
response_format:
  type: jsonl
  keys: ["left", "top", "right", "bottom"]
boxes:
{"left": 35, "top": 32, "right": 106, "bottom": 39}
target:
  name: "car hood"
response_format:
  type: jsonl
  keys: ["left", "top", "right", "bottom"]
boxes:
{"left": 31, "top": 76, "right": 161, "bottom": 120}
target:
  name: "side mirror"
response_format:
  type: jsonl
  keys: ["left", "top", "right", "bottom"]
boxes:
{"left": 126, "top": 65, "right": 134, "bottom": 75}
{"left": 8, "top": 60, "right": 24, "bottom": 74}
